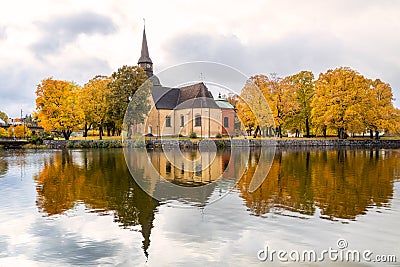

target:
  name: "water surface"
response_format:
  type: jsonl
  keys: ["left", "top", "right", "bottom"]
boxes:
{"left": 0, "top": 148, "right": 399, "bottom": 266}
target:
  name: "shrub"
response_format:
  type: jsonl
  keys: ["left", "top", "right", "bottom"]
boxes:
{"left": 189, "top": 132, "right": 197, "bottom": 139}
{"left": 217, "top": 140, "right": 226, "bottom": 149}
{"left": 29, "top": 134, "right": 43, "bottom": 145}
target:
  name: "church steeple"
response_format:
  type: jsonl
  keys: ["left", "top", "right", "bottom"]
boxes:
{"left": 138, "top": 25, "right": 153, "bottom": 78}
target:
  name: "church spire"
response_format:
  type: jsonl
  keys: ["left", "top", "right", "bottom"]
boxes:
{"left": 138, "top": 23, "right": 153, "bottom": 78}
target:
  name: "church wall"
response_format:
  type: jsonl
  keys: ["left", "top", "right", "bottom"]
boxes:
{"left": 143, "top": 99, "right": 225, "bottom": 137}
{"left": 148, "top": 150, "right": 227, "bottom": 184}
{"left": 145, "top": 108, "right": 176, "bottom": 136}
{"left": 177, "top": 108, "right": 223, "bottom": 138}
{"left": 221, "top": 108, "right": 235, "bottom": 136}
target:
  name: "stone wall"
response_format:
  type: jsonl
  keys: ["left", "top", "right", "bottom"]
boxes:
{"left": 44, "top": 139, "right": 400, "bottom": 149}
{"left": 43, "top": 140, "right": 122, "bottom": 149}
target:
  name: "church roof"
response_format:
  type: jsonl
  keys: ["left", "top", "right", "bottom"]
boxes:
{"left": 215, "top": 98, "right": 235, "bottom": 109}
{"left": 137, "top": 27, "right": 152, "bottom": 64}
{"left": 150, "top": 82, "right": 220, "bottom": 110}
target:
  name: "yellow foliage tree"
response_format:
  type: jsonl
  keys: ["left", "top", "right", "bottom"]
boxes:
{"left": 236, "top": 96, "right": 258, "bottom": 135}
{"left": 35, "top": 78, "right": 84, "bottom": 140}
{"left": 312, "top": 67, "right": 370, "bottom": 139}
{"left": 79, "top": 75, "right": 111, "bottom": 140}
{"left": 237, "top": 77, "right": 274, "bottom": 136}
{"left": 0, "top": 128, "right": 8, "bottom": 137}
{"left": 256, "top": 74, "right": 298, "bottom": 137}
{"left": 364, "top": 79, "right": 397, "bottom": 139}
{"left": 7, "top": 125, "right": 32, "bottom": 138}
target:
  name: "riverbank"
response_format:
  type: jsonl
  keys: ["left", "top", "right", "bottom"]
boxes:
{"left": 39, "top": 138, "right": 400, "bottom": 149}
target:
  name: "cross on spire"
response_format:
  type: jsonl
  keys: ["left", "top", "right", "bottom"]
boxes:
{"left": 138, "top": 20, "right": 153, "bottom": 78}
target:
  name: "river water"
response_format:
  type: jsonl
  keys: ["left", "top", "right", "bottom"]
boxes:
{"left": 0, "top": 148, "right": 399, "bottom": 266}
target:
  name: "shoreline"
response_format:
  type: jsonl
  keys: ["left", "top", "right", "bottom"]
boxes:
{"left": 36, "top": 139, "right": 400, "bottom": 149}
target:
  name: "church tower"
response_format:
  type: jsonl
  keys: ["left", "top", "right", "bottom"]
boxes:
{"left": 137, "top": 26, "right": 153, "bottom": 78}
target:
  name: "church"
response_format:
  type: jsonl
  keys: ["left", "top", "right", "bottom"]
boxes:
{"left": 136, "top": 27, "right": 235, "bottom": 138}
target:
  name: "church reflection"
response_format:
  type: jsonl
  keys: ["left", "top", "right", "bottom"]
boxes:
{"left": 34, "top": 147, "right": 399, "bottom": 257}
{"left": 34, "top": 150, "right": 159, "bottom": 258}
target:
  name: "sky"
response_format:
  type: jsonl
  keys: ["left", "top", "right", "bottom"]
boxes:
{"left": 1, "top": 0, "right": 400, "bottom": 117}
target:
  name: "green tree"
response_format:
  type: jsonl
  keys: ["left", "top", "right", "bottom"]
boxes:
{"left": 107, "top": 65, "right": 149, "bottom": 135}
{"left": 285, "top": 71, "right": 315, "bottom": 137}
{"left": 124, "top": 82, "right": 151, "bottom": 138}
{"left": 0, "top": 111, "right": 8, "bottom": 124}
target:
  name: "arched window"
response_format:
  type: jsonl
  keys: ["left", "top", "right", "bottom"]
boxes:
{"left": 165, "top": 116, "right": 171, "bottom": 127}
{"left": 195, "top": 114, "right": 201, "bottom": 127}
{"left": 224, "top": 117, "right": 229, "bottom": 128}
{"left": 180, "top": 115, "right": 184, "bottom": 127}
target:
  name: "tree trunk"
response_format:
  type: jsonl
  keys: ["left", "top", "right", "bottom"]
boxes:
{"left": 253, "top": 125, "right": 260, "bottom": 138}
{"left": 99, "top": 125, "right": 103, "bottom": 140}
{"left": 83, "top": 123, "right": 89, "bottom": 137}
{"left": 62, "top": 130, "right": 72, "bottom": 140}
{"left": 370, "top": 129, "right": 374, "bottom": 139}
{"left": 323, "top": 125, "right": 327, "bottom": 138}
{"left": 305, "top": 118, "right": 310, "bottom": 138}
{"left": 106, "top": 125, "right": 111, "bottom": 136}
{"left": 338, "top": 128, "right": 347, "bottom": 139}
{"left": 375, "top": 130, "right": 380, "bottom": 140}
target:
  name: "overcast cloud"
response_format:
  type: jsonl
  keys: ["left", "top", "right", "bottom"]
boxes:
{"left": 31, "top": 12, "right": 117, "bottom": 56}
{"left": 0, "top": 0, "right": 399, "bottom": 117}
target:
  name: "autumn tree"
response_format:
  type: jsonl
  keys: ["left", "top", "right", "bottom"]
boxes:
{"left": 8, "top": 125, "right": 32, "bottom": 138}
{"left": 237, "top": 77, "right": 274, "bottom": 136}
{"left": 0, "top": 128, "right": 8, "bottom": 137}
{"left": 80, "top": 75, "right": 111, "bottom": 140}
{"left": 0, "top": 111, "right": 8, "bottom": 124}
{"left": 257, "top": 74, "right": 299, "bottom": 138}
{"left": 364, "top": 79, "right": 396, "bottom": 139}
{"left": 285, "top": 71, "right": 315, "bottom": 137}
{"left": 236, "top": 96, "right": 257, "bottom": 135}
{"left": 107, "top": 65, "right": 149, "bottom": 135}
{"left": 312, "top": 67, "right": 370, "bottom": 139}
{"left": 35, "top": 78, "right": 84, "bottom": 140}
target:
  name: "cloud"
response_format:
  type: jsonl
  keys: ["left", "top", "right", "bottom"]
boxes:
{"left": 31, "top": 12, "right": 117, "bottom": 56}
{"left": 0, "top": 56, "right": 112, "bottom": 117}
{"left": 163, "top": 32, "right": 400, "bottom": 107}
{"left": 0, "top": 26, "right": 6, "bottom": 39}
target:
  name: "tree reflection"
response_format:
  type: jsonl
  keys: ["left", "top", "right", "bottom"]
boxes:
{"left": 0, "top": 158, "right": 7, "bottom": 178}
{"left": 238, "top": 148, "right": 399, "bottom": 220}
{"left": 34, "top": 150, "right": 159, "bottom": 257}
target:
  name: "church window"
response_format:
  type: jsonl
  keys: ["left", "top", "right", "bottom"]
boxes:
{"left": 224, "top": 117, "right": 229, "bottom": 128}
{"left": 195, "top": 115, "right": 201, "bottom": 127}
{"left": 166, "top": 116, "right": 171, "bottom": 127}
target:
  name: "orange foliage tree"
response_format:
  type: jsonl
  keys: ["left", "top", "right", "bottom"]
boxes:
{"left": 35, "top": 78, "right": 84, "bottom": 140}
